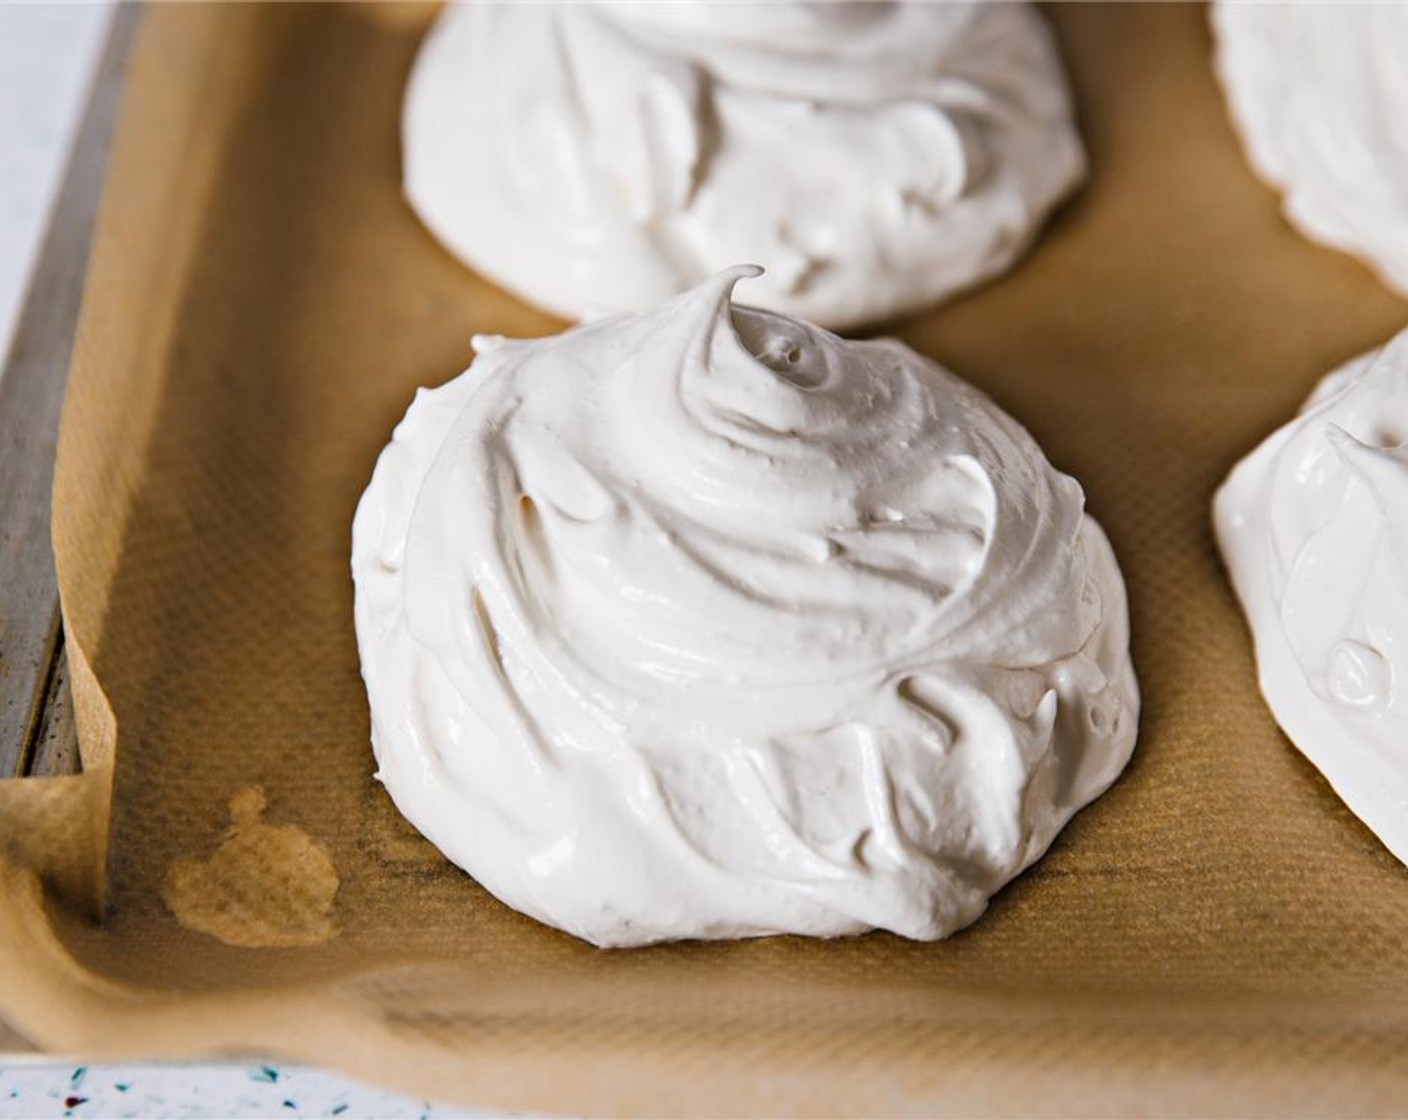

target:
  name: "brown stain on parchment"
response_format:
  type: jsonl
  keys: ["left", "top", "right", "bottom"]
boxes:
{"left": 163, "top": 787, "right": 339, "bottom": 948}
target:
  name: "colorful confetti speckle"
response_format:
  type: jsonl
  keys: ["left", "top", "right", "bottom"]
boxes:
{"left": 0, "top": 1062, "right": 532, "bottom": 1118}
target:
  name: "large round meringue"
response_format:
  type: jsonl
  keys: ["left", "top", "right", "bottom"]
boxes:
{"left": 1212, "top": 3, "right": 1408, "bottom": 300}
{"left": 402, "top": 2, "right": 1086, "bottom": 331}
{"left": 1215, "top": 329, "right": 1408, "bottom": 866}
{"left": 352, "top": 268, "right": 1139, "bottom": 947}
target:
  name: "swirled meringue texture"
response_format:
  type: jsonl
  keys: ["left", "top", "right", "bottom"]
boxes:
{"left": 1216, "top": 329, "right": 1408, "bottom": 867}
{"left": 1212, "top": 2, "right": 1408, "bottom": 301}
{"left": 352, "top": 268, "right": 1139, "bottom": 947}
{"left": 401, "top": 2, "right": 1086, "bottom": 331}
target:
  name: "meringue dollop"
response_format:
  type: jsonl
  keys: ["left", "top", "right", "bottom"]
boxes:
{"left": 352, "top": 268, "right": 1139, "bottom": 947}
{"left": 402, "top": 2, "right": 1086, "bottom": 330}
{"left": 1212, "top": 2, "right": 1408, "bottom": 300}
{"left": 1215, "top": 328, "right": 1408, "bottom": 865}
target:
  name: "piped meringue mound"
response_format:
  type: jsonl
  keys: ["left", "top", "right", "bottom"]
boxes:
{"left": 1212, "top": 3, "right": 1408, "bottom": 300}
{"left": 352, "top": 268, "right": 1139, "bottom": 947}
{"left": 402, "top": 2, "right": 1085, "bottom": 330}
{"left": 1215, "top": 329, "right": 1408, "bottom": 866}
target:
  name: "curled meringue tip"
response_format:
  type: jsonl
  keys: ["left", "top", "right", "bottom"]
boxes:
{"left": 470, "top": 333, "right": 507, "bottom": 356}
{"left": 702, "top": 263, "right": 766, "bottom": 305}
{"left": 675, "top": 264, "right": 769, "bottom": 349}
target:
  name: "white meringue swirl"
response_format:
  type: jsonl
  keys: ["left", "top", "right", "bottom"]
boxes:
{"left": 353, "top": 268, "right": 1138, "bottom": 946}
{"left": 1216, "top": 327, "right": 1408, "bottom": 866}
{"left": 402, "top": 2, "right": 1086, "bottom": 330}
{"left": 1212, "top": 2, "right": 1408, "bottom": 300}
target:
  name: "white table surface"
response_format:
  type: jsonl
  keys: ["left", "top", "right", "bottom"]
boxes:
{"left": 0, "top": 2, "right": 107, "bottom": 357}
{"left": 0, "top": 1062, "right": 460, "bottom": 1120}
{"left": 0, "top": 7, "right": 505, "bottom": 1118}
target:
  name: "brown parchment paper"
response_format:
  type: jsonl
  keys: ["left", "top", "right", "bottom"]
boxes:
{"left": 3, "top": 3, "right": 1408, "bottom": 1115}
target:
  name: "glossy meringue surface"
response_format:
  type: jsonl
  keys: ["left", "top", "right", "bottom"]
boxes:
{"left": 402, "top": 2, "right": 1085, "bottom": 330}
{"left": 1216, "top": 328, "right": 1408, "bottom": 865}
{"left": 352, "top": 269, "right": 1139, "bottom": 947}
{"left": 1212, "top": 2, "right": 1408, "bottom": 300}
